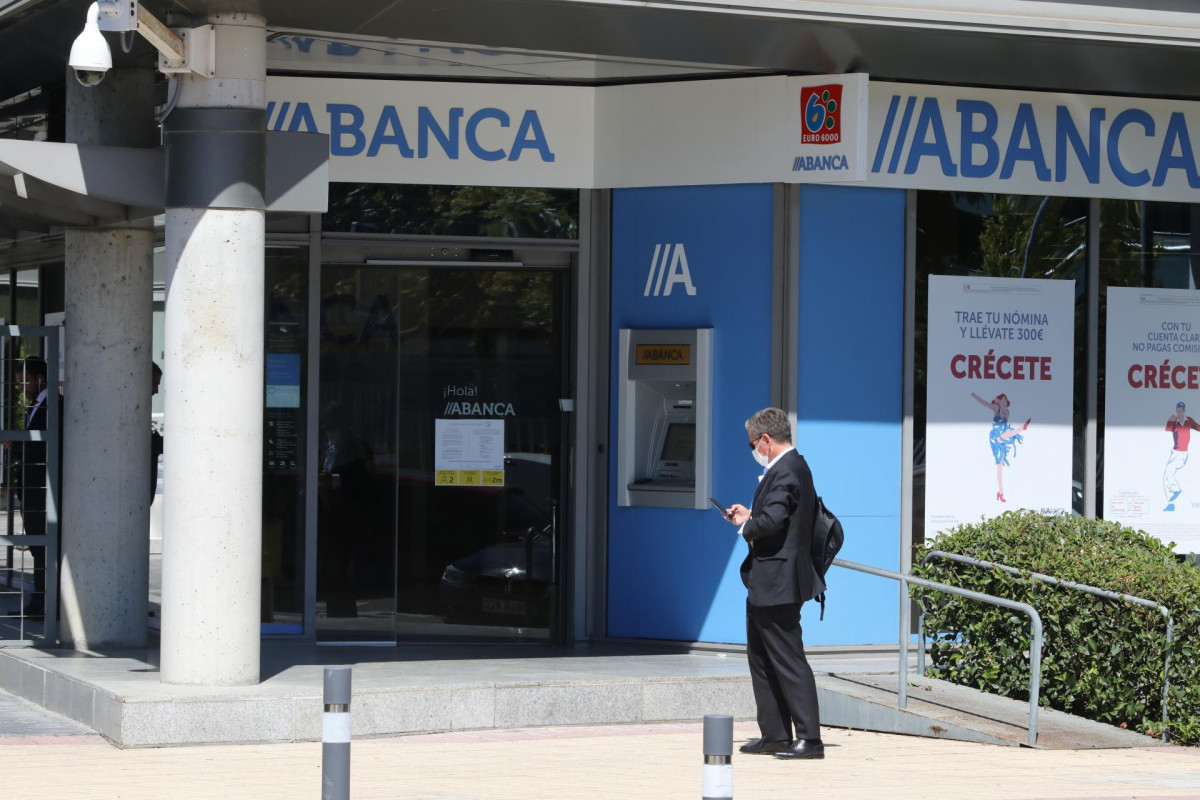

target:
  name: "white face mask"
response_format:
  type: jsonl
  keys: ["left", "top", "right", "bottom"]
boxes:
{"left": 752, "top": 441, "right": 771, "bottom": 469}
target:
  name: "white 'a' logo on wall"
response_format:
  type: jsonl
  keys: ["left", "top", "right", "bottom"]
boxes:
{"left": 643, "top": 243, "right": 697, "bottom": 297}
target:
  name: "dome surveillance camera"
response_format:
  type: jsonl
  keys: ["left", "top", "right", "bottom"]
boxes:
{"left": 69, "top": 2, "right": 112, "bottom": 88}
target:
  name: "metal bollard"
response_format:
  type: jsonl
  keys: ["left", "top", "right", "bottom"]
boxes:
{"left": 322, "top": 666, "right": 352, "bottom": 800}
{"left": 702, "top": 714, "right": 733, "bottom": 800}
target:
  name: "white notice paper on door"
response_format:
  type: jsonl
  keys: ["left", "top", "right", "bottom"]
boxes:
{"left": 435, "top": 419, "right": 505, "bottom": 487}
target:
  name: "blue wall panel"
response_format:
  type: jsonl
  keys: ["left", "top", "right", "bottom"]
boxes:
{"left": 606, "top": 183, "right": 907, "bottom": 647}
{"left": 608, "top": 185, "right": 775, "bottom": 643}
{"left": 795, "top": 184, "right": 906, "bottom": 646}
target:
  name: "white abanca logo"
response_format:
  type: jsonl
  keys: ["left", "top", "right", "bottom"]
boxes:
{"left": 643, "top": 243, "right": 697, "bottom": 297}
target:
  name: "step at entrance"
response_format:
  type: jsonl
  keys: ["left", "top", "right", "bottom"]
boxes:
{"left": 817, "top": 672, "right": 1167, "bottom": 749}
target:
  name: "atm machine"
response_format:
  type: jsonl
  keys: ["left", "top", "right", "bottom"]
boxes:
{"left": 617, "top": 328, "right": 713, "bottom": 509}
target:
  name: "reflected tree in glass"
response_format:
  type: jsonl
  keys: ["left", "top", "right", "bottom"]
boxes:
{"left": 1100, "top": 200, "right": 1198, "bottom": 290}
{"left": 324, "top": 184, "right": 579, "bottom": 239}
{"left": 977, "top": 195, "right": 1088, "bottom": 280}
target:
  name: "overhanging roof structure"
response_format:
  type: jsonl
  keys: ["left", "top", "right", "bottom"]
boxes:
{"left": 1, "top": 0, "right": 1199, "bottom": 241}
{"left": 2, "top": 1, "right": 1200, "bottom": 99}
{"left": 5, "top": 0, "right": 1200, "bottom": 107}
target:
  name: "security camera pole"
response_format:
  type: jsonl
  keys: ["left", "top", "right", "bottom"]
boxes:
{"left": 35, "top": 0, "right": 328, "bottom": 681}
{"left": 72, "top": 0, "right": 268, "bottom": 686}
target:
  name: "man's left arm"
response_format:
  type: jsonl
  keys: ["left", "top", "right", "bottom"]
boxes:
{"left": 740, "top": 471, "right": 801, "bottom": 542}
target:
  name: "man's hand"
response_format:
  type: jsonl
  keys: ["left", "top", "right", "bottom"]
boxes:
{"left": 728, "top": 504, "right": 750, "bottom": 526}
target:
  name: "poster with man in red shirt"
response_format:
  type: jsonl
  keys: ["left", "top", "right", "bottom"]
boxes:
{"left": 1106, "top": 287, "right": 1200, "bottom": 552}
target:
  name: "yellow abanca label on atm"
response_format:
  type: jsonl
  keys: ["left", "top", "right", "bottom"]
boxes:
{"left": 635, "top": 344, "right": 691, "bottom": 365}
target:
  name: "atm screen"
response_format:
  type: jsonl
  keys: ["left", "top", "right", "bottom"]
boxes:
{"left": 660, "top": 422, "right": 696, "bottom": 462}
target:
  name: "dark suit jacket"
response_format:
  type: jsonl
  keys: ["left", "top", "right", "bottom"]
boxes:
{"left": 151, "top": 429, "right": 163, "bottom": 502}
{"left": 13, "top": 393, "right": 64, "bottom": 535}
{"left": 739, "top": 448, "right": 824, "bottom": 607}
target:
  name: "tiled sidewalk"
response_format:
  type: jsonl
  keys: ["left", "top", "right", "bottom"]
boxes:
{"left": 0, "top": 687, "right": 90, "bottom": 740}
{"left": 3, "top": 719, "right": 1200, "bottom": 800}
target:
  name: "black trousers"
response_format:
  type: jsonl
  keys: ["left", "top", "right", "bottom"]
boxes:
{"left": 22, "top": 482, "right": 55, "bottom": 614}
{"left": 746, "top": 600, "right": 821, "bottom": 741}
{"left": 25, "top": 490, "right": 49, "bottom": 613}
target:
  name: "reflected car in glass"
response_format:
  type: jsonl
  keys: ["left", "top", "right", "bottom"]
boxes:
{"left": 439, "top": 525, "right": 553, "bottom": 626}
{"left": 438, "top": 453, "right": 555, "bottom": 627}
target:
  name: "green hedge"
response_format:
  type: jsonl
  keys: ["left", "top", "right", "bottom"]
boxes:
{"left": 911, "top": 511, "right": 1200, "bottom": 743}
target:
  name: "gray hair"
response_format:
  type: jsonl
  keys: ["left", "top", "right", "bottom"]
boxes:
{"left": 745, "top": 407, "right": 792, "bottom": 444}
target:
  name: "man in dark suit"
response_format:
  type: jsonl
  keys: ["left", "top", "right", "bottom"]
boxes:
{"left": 151, "top": 362, "right": 163, "bottom": 502}
{"left": 5, "top": 358, "right": 62, "bottom": 618}
{"left": 725, "top": 407, "right": 825, "bottom": 760}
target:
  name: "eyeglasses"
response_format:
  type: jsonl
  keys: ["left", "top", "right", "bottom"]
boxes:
{"left": 748, "top": 436, "right": 762, "bottom": 450}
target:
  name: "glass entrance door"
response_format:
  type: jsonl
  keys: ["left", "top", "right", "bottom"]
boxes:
{"left": 316, "top": 262, "right": 568, "bottom": 642}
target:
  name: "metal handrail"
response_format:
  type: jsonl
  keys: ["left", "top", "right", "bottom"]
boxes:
{"left": 921, "top": 549, "right": 1173, "bottom": 743}
{"left": 832, "top": 557, "right": 1044, "bottom": 747}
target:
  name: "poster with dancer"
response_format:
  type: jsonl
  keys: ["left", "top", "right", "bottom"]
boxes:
{"left": 925, "top": 276, "right": 1075, "bottom": 537}
{"left": 1104, "top": 288, "right": 1200, "bottom": 552}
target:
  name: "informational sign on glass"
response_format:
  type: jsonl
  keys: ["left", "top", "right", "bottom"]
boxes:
{"left": 265, "top": 353, "right": 301, "bottom": 409}
{"left": 1105, "top": 288, "right": 1200, "bottom": 552}
{"left": 925, "top": 276, "right": 1075, "bottom": 536}
{"left": 435, "top": 418, "right": 505, "bottom": 487}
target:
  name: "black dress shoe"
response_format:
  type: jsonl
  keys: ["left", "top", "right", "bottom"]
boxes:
{"left": 739, "top": 737, "right": 792, "bottom": 755}
{"left": 774, "top": 738, "right": 825, "bottom": 760}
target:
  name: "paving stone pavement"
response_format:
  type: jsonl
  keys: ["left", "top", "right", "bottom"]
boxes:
{"left": 0, "top": 688, "right": 92, "bottom": 741}
{"left": 2, "top": 704, "right": 1200, "bottom": 800}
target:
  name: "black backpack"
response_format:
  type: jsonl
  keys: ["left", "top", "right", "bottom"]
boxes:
{"left": 810, "top": 495, "right": 844, "bottom": 621}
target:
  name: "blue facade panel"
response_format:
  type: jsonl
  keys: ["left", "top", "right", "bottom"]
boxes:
{"left": 606, "top": 183, "right": 907, "bottom": 647}
{"left": 608, "top": 185, "right": 775, "bottom": 643}
{"left": 795, "top": 184, "right": 906, "bottom": 645}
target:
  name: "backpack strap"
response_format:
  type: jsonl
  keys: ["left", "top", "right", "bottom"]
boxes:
{"left": 818, "top": 592, "right": 826, "bottom": 621}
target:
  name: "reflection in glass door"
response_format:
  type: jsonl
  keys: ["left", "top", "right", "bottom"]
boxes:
{"left": 316, "top": 263, "right": 568, "bottom": 642}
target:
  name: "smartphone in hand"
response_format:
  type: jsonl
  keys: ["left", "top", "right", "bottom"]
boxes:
{"left": 708, "top": 497, "right": 732, "bottom": 520}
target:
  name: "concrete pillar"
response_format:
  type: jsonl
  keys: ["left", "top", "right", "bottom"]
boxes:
{"left": 160, "top": 13, "right": 266, "bottom": 685}
{"left": 59, "top": 68, "right": 156, "bottom": 649}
